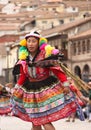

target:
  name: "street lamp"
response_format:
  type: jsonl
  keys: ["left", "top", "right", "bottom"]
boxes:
{"left": 6, "top": 45, "right": 10, "bottom": 83}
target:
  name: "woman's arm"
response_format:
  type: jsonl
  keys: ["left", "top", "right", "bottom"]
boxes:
{"left": 50, "top": 66, "right": 70, "bottom": 94}
{"left": 16, "top": 65, "right": 26, "bottom": 86}
{"left": 50, "top": 66, "right": 69, "bottom": 85}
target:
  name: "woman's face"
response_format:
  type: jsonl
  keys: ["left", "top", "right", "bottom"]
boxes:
{"left": 26, "top": 36, "right": 39, "bottom": 54}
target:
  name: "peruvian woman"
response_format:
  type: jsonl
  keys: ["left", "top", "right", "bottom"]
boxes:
{"left": 12, "top": 31, "right": 79, "bottom": 130}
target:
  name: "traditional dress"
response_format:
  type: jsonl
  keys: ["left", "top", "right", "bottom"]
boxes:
{"left": 0, "top": 85, "right": 11, "bottom": 115}
{"left": 12, "top": 49, "right": 77, "bottom": 125}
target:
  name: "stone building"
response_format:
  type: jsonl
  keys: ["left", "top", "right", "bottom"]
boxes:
{"left": 69, "top": 29, "right": 91, "bottom": 82}
{"left": 41, "top": 16, "right": 91, "bottom": 82}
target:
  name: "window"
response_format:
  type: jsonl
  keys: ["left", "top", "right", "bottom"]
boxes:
{"left": 59, "top": 20, "right": 64, "bottom": 24}
{"left": 53, "top": 8, "right": 56, "bottom": 11}
{"left": 82, "top": 41, "right": 86, "bottom": 53}
{"left": 42, "top": 21, "right": 47, "bottom": 24}
{"left": 73, "top": 43, "right": 76, "bottom": 55}
{"left": 87, "top": 40, "right": 90, "bottom": 53}
{"left": 78, "top": 42, "right": 81, "bottom": 55}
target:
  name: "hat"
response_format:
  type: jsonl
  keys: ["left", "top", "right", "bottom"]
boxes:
{"left": 19, "top": 31, "right": 59, "bottom": 60}
{"left": 25, "top": 31, "right": 41, "bottom": 39}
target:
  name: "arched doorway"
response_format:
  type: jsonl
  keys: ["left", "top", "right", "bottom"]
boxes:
{"left": 82, "top": 64, "right": 90, "bottom": 82}
{"left": 74, "top": 66, "right": 81, "bottom": 79}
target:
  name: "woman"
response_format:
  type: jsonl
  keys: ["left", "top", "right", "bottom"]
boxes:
{"left": 12, "top": 31, "right": 77, "bottom": 130}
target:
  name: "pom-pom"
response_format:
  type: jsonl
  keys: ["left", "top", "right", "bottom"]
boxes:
{"left": 52, "top": 49, "right": 59, "bottom": 55}
{"left": 45, "top": 45, "right": 54, "bottom": 57}
{"left": 39, "top": 43, "right": 47, "bottom": 50}
{"left": 39, "top": 37, "right": 47, "bottom": 47}
{"left": 19, "top": 46, "right": 28, "bottom": 60}
{"left": 19, "top": 39, "right": 27, "bottom": 46}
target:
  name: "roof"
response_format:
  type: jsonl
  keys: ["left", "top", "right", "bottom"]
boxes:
{"left": 41, "top": 16, "right": 91, "bottom": 37}
{"left": 0, "top": 4, "right": 5, "bottom": 10}
{"left": 47, "top": 0, "right": 62, "bottom": 2}
{"left": 0, "top": 22, "right": 20, "bottom": 31}
{"left": 5, "top": 15, "right": 90, "bottom": 39}
{"left": 69, "top": 29, "right": 91, "bottom": 41}
{"left": 0, "top": 34, "right": 19, "bottom": 43}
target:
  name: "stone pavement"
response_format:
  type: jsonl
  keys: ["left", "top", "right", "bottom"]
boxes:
{"left": 0, "top": 116, "right": 91, "bottom": 130}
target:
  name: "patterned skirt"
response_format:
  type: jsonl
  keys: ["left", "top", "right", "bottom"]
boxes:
{"left": 0, "top": 95, "right": 12, "bottom": 115}
{"left": 11, "top": 76, "right": 77, "bottom": 125}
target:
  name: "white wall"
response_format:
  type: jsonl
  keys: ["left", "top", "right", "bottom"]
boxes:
{"left": 0, "top": 0, "right": 8, "bottom": 4}
{"left": 0, "top": 55, "right": 6, "bottom": 76}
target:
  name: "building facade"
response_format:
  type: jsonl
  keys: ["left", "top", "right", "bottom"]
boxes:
{"left": 69, "top": 30, "right": 91, "bottom": 82}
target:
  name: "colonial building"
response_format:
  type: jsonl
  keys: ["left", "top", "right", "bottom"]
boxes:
{"left": 69, "top": 29, "right": 91, "bottom": 82}
{"left": 0, "top": 34, "right": 20, "bottom": 83}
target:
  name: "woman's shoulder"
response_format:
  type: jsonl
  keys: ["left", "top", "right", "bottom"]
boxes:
{"left": 13, "top": 60, "right": 27, "bottom": 75}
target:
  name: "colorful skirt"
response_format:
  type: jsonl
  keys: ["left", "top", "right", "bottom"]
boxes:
{"left": 11, "top": 76, "right": 77, "bottom": 125}
{"left": 0, "top": 95, "right": 12, "bottom": 115}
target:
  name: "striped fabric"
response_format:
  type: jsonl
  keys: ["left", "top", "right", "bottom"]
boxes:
{"left": 0, "top": 96, "right": 11, "bottom": 115}
{"left": 12, "top": 50, "right": 77, "bottom": 125}
{"left": 12, "top": 78, "right": 77, "bottom": 125}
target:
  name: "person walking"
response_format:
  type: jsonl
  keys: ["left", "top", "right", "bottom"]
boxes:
{"left": 87, "top": 81, "right": 91, "bottom": 122}
{"left": 66, "top": 77, "right": 87, "bottom": 122}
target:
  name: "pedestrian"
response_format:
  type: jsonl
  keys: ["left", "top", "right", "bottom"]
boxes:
{"left": 12, "top": 31, "right": 80, "bottom": 130}
{"left": 66, "top": 77, "right": 87, "bottom": 122}
{"left": 86, "top": 81, "right": 91, "bottom": 122}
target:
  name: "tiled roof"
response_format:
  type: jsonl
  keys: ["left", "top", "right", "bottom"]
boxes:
{"left": 38, "top": 3, "right": 62, "bottom": 8}
{"left": 41, "top": 16, "right": 91, "bottom": 37}
{"left": 0, "top": 34, "right": 19, "bottom": 43}
{"left": 36, "top": 11, "right": 78, "bottom": 19}
{"left": 11, "top": 16, "right": 91, "bottom": 38}
{"left": 0, "top": 22, "right": 20, "bottom": 31}
{"left": 63, "top": 0, "right": 91, "bottom": 10}
{"left": 47, "top": 0, "right": 62, "bottom": 1}
{"left": 0, "top": 14, "right": 90, "bottom": 45}
{"left": 69, "top": 29, "right": 91, "bottom": 40}
{"left": 0, "top": 12, "right": 33, "bottom": 18}
{"left": 0, "top": 12, "right": 34, "bottom": 28}
{"left": 9, "top": 0, "right": 62, "bottom": 4}
{"left": 10, "top": 0, "right": 37, "bottom": 3}
{"left": 21, "top": 1, "right": 40, "bottom": 6}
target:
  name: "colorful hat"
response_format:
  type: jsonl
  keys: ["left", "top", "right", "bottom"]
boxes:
{"left": 25, "top": 31, "right": 41, "bottom": 39}
{"left": 18, "top": 31, "right": 59, "bottom": 60}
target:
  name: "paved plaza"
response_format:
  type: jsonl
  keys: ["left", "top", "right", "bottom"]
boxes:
{"left": 0, "top": 116, "right": 91, "bottom": 130}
